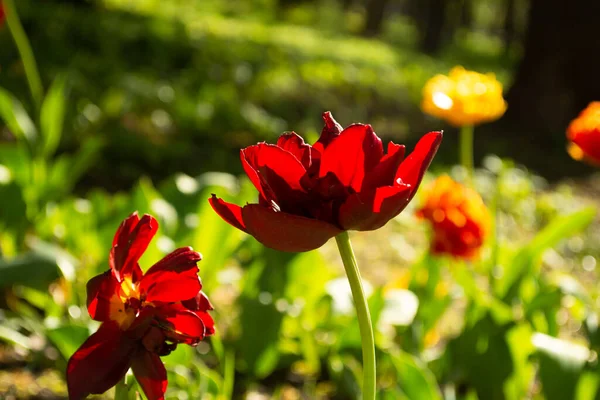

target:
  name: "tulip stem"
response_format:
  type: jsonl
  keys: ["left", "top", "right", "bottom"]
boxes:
{"left": 460, "top": 124, "right": 474, "bottom": 186}
{"left": 114, "top": 375, "right": 128, "bottom": 400}
{"left": 335, "top": 231, "right": 376, "bottom": 400}
{"left": 114, "top": 372, "right": 135, "bottom": 400}
{"left": 3, "top": 0, "right": 44, "bottom": 109}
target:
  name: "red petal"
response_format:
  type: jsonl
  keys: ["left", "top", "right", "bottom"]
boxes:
{"left": 181, "top": 293, "right": 215, "bottom": 336}
{"left": 395, "top": 131, "right": 443, "bottom": 199}
{"left": 241, "top": 204, "right": 342, "bottom": 252}
{"left": 241, "top": 143, "right": 308, "bottom": 211}
{"left": 131, "top": 351, "right": 167, "bottom": 400}
{"left": 140, "top": 247, "right": 202, "bottom": 303}
{"left": 86, "top": 270, "right": 120, "bottom": 322}
{"left": 313, "top": 111, "right": 343, "bottom": 151}
{"left": 182, "top": 291, "right": 214, "bottom": 311}
{"left": 110, "top": 213, "right": 158, "bottom": 282}
{"left": 277, "top": 132, "right": 312, "bottom": 170}
{"left": 338, "top": 184, "right": 412, "bottom": 231}
{"left": 361, "top": 142, "right": 406, "bottom": 190}
{"left": 111, "top": 212, "right": 140, "bottom": 247}
{"left": 319, "top": 124, "right": 383, "bottom": 192}
{"left": 157, "top": 304, "right": 206, "bottom": 345}
{"left": 67, "top": 322, "right": 136, "bottom": 400}
{"left": 209, "top": 195, "right": 247, "bottom": 232}
{"left": 192, "top": 310, "right": 215, "bottom": 336}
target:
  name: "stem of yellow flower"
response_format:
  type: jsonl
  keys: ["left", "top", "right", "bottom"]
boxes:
{"left": 335, "top": 231, "right": 376, "bottom": 400}
{"left": 460, "top": 124, "right": 474, "bottom": 186}
{"left": 4, "top": 0, "right": 44, "bottom": 109}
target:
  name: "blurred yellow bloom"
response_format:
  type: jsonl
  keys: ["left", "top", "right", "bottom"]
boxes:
{"left": 566, "top": 102, "right": 600, "bottom": 166}
{"left": 421, "top": 66, "right": 507, "bottom": 127}
{"left": 417, "top": 175, "right": 490, "bottom": 259}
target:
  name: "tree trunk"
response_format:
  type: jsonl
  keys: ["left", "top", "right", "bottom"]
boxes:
{"left": 419, "top": 0, "right": 449, "bottom": 54}
{"left": 502, "top": 0, "right": 515, "bottom": 54}
{"left": 460, "top": 0, "right": 473, "bottom": 29}
{"left": 505, "top": 0, "right": 600, "bottom": 135}
{"left": 362, "top": 0, "right": 392, "bottom": 37}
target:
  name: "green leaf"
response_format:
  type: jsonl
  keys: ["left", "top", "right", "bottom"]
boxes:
{"left": 575, "top": 372, "right": 600, "bottom": 400}
{"left": 162, "top": 344, "right": 194, "bottom": 368}
{"left": 390, "top": 352, "right": 442, "bottom": 400}
{"left": 47, "top": 137, "right": 104, "bottom": 199}
{"left": 26, "top": 237, "right": 79, "bottom": 282}
{"left": 0, "top": 181, "right": 27, "bottom": 234}
{"left": 0, "top": 325, "right": 31, "bottom": 348}
{"left": 40, "top": 75, "right": 68, "bottom": 157}
{"left": 0, "top": 252, "right": 61, "bottom": 289}
{"left": 533, "top": 333, "right": 589, "bottom": 400}
{"left": 190, "top": 174, "right": 246, "bottom": 292}
{"left": 446, "top": 312, "right": 514, "bottom": 400}
{"left": 237, "top": 249, "right": 296, "bottom": 378}
{"left": 46, "top": 325, "right": 90, "bottom": 359}
{"left": 328, "top": 355, "right": 362, "bottom": 399}
{"left": 497, "top": 207, "right": 596, "bottom": 300}
{"left": 0, "top": 87, "right": 38, "bottom": 146}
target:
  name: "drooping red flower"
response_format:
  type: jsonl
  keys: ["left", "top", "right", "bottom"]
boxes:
{"left": 67, "top": 212, "right": 214, "bottom": 400}
{"left": 0, "top": 3, "right": 5, "bottom": 27}
{"left": 210, "top": 112, "right": 442, "bottom": 252}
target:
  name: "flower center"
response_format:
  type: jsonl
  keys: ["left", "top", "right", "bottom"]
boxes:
{"left": 110, "top": 277, "right": 146, "bottom": 330}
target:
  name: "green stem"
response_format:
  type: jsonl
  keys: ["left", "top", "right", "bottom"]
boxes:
{"left": 459, "top": 124, "right": 474, "bottom": 186}
{"left": 114, "top": 375, "right": 128, "bottom": 400}
{"left": 4, "top": 0, "right": 44, "bottom": 109}
{"left": 335, "top": 231, "right": 376, "bottom": 400}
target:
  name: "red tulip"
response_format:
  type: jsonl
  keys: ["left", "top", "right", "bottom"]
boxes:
{"left": 0, "top": 3, "right": 5, "bottom": 26}
{"left": 67, "top": 212, "right": 214, "bottom": 400}
{"left": 210, "top": 112, "right": 442, "bottom": 252}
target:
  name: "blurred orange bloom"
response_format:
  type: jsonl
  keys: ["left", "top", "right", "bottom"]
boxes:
{"left": 566, "top": 102, "right": 600, "bottom": 166}
{"left": 417, "top": 176, "right": 490, "bottom": 259}
{"left": 421, "top": 66, "right": 507, "bottom": 127}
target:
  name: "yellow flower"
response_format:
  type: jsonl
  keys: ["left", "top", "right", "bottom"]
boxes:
{"left": 421, "top": 66, "right": 507, "bottom": 127}
{"left": 416, "top": 175, "right": 490, "bottom": 259}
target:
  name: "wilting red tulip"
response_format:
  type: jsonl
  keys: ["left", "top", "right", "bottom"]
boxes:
{"left": 210, "top": 112, "right": 442, "bottom": 252}
{"left": 567, "top": 101, "right": 600, "bottom": 166}
{"left": 67, "top": 212, "right": 214, "bottom": 400}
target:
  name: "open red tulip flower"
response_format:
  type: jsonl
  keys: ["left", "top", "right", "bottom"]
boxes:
{"left": 67, "top": 212, "right": 214, "bottom": 400}
{"left": 210, "top": 112, "right": 443, "bottom": 252}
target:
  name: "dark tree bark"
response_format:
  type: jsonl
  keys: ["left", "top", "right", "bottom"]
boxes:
{"left": 504, "top": 0, "right": 600, "bottom": 136}
{"left": 362, "top": 0, "right": 393, "bottom": 36}
{"left": 502, "top": 0, "right": 516, "bottom": 54}
{"left": 460, "top": 0, "right": 473, "bottom": 30}
{"left": 419, "top": 0, "right": 450, "bottom": 54}
{"left": 342, "top": 0, "right": 355, "bottom": 11}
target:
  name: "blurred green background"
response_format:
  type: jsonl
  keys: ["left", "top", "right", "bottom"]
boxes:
{"left": 1, "top": 0, "right": 600, "bottom": 399}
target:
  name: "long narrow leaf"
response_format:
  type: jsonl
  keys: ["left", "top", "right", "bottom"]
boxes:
{"left": 40, "top": 75, "right": 68, "bottom": 157}
{"left": 0, "top": 87, "right": 37, "bottom": 146}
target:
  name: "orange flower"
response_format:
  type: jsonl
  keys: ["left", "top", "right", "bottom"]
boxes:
{"left": 417, "top": 176, "right": 490, "bottom": 259}
{"left": 566, "top": 102, "right": 600, "bottom": 166}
